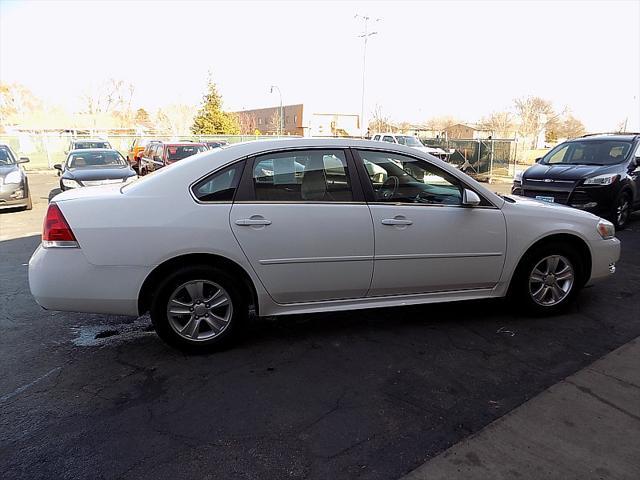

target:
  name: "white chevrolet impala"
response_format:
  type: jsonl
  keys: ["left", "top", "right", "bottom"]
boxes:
{"left": 29, "top": 139, "right": 620, "bottom": 350}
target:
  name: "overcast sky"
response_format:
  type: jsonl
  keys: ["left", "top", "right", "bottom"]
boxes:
{"left": 1, "top": 0, "right": 639, "bottom": 131}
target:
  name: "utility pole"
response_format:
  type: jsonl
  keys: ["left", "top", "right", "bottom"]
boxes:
{"left": 355, "top": 14, "right": 380, "bottom": 138}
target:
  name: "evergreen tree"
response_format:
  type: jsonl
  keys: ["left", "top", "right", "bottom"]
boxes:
{"left": 191, "top": 76, "right": 240, "bottom": 135}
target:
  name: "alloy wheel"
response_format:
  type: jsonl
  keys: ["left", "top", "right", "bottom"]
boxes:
{"left": 528, "top": 255, "right": 575, "bottom": 307}
{"left": 166, "top": 280, "right": 233, "bottom": 341}
{"left": 616, "top": 196, "right": 630, "bottom": 227}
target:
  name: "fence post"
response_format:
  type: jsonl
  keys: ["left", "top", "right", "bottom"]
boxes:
{"left": 42, "top": 130, "right": 52, "bottom": 168}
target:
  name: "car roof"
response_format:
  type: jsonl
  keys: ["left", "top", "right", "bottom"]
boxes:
{"left": 68, "top": 148, "right": 120, "bottom": 154}
{"left": 570, "top": 133, "right": 639, "bottom": 142}
{"left": 71, "top": 138, "right": 110, "bottom": 142}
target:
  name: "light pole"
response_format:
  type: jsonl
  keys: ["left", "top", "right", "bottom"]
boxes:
{"left": 270, "top": 85, "right": 283, "bottom": 136}
{"left": 355, "top": 14, "right": 379, "bottom": 138}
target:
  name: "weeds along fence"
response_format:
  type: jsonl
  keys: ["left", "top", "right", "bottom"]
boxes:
{"left": 0, "top": 133, "right": 297, "bottom": 170}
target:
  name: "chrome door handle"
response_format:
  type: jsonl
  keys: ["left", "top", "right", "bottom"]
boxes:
{"left": 235, "top": 218, "right": 272, "bottom": 226}
{"left": 381, "top": 218, "right": 413, "bottom": 226}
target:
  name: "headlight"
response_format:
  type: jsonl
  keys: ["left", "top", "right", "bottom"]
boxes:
{"left": 584, "top": 174, "right": 619, "bottom": 185}
{"left": 513, "top": 170, "right": 524, "bottom": 183}
{"left": 597, "top": 219, "right": 615, "bottom": 239}
{"left": 4, "top": 170, "right": 23, "bottom": 184}
{"left": 62, "top": 178, "right": 81, "bottom": 189}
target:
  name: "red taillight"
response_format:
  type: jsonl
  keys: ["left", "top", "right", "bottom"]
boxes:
{"left": 43, "top": 203, "right": 78, "bottom": 247}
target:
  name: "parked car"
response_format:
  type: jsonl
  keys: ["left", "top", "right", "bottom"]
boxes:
{"left": 65, "top": 138, "right": 112, "bottom": 153}
{"left": 126, "top": 138, "right": 159, "bottom": 172}
{"left": 512, "top": 133, "right": 640, "bottom": 228}
{"left": 53, "top": 149, "right": 137, "bottom": 192}
{"left": 138, "top": 142, "right": 207, "bottom": 175}
{"left": 0, "top": 143, "right": 32, "bottom": 210}
{"left": 30, "top": 138, "right": 620, "bottom": 351}
{"left": 372, "top": 133, "right": 450, "bottom": 160}
{"left": 203, "top": 140, "right": 229, "bottom": 150}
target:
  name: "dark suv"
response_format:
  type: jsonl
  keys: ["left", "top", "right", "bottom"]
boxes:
{"left": 512, "top": 134, "right": 640, "bottom": 228}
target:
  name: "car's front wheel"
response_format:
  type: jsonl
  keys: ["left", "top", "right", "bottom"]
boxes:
{"left": 611, "top": 191, "right": 631, "bottom": 230}
{"left": 512, "top": 243, "right": 582, "bottom": 315}
{"left": 150, "top": 266, "right": 247, "bottom": 351}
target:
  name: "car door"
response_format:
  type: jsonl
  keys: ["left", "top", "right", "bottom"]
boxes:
{"left": 230, "top": 148, "right": 374, "bottom": 304}
{"left": 353, "top": 149, "right": 507, "bottom": 296}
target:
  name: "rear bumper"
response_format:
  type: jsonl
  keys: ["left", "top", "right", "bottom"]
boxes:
{"left": 28, "top": 245, "right": 150, "bottom": 316}
{"left": 586, "top": 237, "right": 621, "bottom": 286}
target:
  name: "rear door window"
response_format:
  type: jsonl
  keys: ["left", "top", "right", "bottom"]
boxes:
{"left": 251, "top": 149, "right": 353, "bottom": 202}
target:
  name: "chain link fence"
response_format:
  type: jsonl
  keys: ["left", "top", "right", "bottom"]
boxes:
{"left": 421, "top": 138, "right": 519, "bottom": 182}
{"left": 0, "top": 133, "right": 297, "bottom": 170}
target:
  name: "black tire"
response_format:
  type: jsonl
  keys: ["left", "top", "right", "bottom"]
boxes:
{"left": 150, "top": 266, "right": 247, "bottom": 352}
{"left": 48, "top": 188, "right": 62, "bottom": 202}
{"left": 510, "top": 242, "right": 583, "bottom": 315}
{"left": 611, "top": 191, "right": 631, "bottom": 230}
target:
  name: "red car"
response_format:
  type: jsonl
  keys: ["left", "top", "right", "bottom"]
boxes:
{"left": 138, "top": 142, "right": 207, "bottom": 175}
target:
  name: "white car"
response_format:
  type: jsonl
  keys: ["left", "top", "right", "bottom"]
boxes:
{"left": 29, "top": 138, "right": 620, "bottom": 351}
{"left": 371, "top": 133, "right": 450, "bottom": 160}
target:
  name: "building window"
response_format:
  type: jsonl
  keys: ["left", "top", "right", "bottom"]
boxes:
{"left": 258, "top": 118, "right": 263, "bottom": 125}
{"left": 294, "top": 115, "right": 298, "bottom": 124}
{"left": 285, "top": 116, "right": 290, "bottom": 125}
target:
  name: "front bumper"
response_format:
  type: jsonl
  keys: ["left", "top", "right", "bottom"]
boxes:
{"left": 586, "top": 237, "right": 621, "bottom": 286}
{"left": 29, "top": 245, "right": 150, "bottom": 316}
{"left": 512, "top": 182, "right": 616, "bottom": 217}
{"left": 0, "top": 182, "right": 29, "bottom": 209}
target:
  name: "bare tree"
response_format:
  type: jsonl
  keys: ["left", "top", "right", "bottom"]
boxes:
{"left": 369, "top": 104, "right": 394, "bottom": 134}
{"left": 0, "top": 83, "right": 42, "bottom": 131}
{"left": 424, "top": 115, "right": 458, "bottom": 133}
{"left": 156, "top": 104, "right": 197, "bottom": 136}
{"left": 514, "top": 96, "right": 564, "bottom": 147}
{"left": 557, "top": 114, "right": 586, "bottom": 139}
{"left": 477, "top": 111, "right": 515, "bottom": 138}
{"left": 236, "top": 112, "right": 258, "bottom": 135}
{"left": 269, "top": 110, "right": 281, "bottom": 134}
{"left": 80, "top": 79, "right": 135, "bottom": 127}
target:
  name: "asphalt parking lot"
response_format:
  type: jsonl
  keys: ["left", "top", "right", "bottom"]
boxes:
{"left": 1, "top": 173, "right": 639, "bottom": 480}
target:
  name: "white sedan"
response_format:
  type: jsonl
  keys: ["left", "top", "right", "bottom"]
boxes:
{"left": 29, "top": 138, "right": 620, "bottom": 351}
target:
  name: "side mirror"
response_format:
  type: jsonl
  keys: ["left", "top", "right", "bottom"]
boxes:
{"left": 153, "top": 155, "right": 161, "bottom": 162}
{"left": 534, "top": 157, "right": 542, "bottom": 163}
{"left": 17, "top": 157, "right": 30, "bottom": 164}
{"left": 53, "top": 164, "right": 62, "bottom": 171}
{"left": 462, "top": 189, "right": 481, "bottom": 207}
{"left": 635, "top": 155, "right": 640, "bottom": 167}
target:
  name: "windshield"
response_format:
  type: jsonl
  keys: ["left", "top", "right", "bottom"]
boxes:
{"left": 73, "top": 141, "right": 111, "bottom": 149}
{"left": 66, "top": 151, "right": 126, "bottom": 169}
{"left": 541, "top": 140, "right": 632, "bottom": 166}
{"left": 0, "top": 146, "right": 16, "bottom": 165}
{"left": 396, "top": 136, "right": 423, "bottom": 147}
{"left": 166, "top": 145, "right": 207, "bottom": 161}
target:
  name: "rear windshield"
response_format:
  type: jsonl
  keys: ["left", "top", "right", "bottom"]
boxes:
{"left": 395, "top": 136, "right": 423, "bottom": 147}
{"left": 166, "top": 145, "right": 206, "bottom": 161}
{"left": 73, "top": 141, "right": 111, "bottom": 149}
{"left": 67, "top": 151, "right": 126, "bottom": 169}
{"left": 0, "top": 146, "right": 16, "bottom": 165}
{"left": 541, "top": 140, "right": 633, "bottom": 166}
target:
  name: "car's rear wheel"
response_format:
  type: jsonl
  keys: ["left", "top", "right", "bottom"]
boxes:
{"left": 511, "top": 243, "right": 582, "bottom": 315}
{"left": 150, "top": 266, "right": 246, "bottom": 351}
{"left": 611, "top": 191, "right": 631, "bottom": 230}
